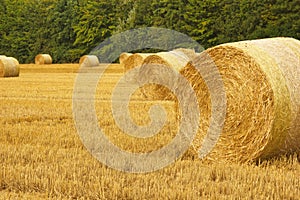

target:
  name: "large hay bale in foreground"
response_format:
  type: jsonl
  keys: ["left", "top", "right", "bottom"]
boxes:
{"left": 181, "top": 37, "right": 300, "bottom": 162}
{"left": 119, "top": 52, "right": 133, "bottom": 65}
{"left": 79, "top": 55, "right": 100, "bottom": 68}
{"left": 35, "top": 54, "right": 52, "bottom": 65}
{"left": 0, "top": 57, "right": 20, "bottom": 77}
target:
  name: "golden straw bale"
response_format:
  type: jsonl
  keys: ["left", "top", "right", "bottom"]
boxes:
{"left": 79, "top": 55, "right": 100, "bottom": 68}
{"left": 123, "top": 53, "right": 154, "bottom": 72}
{"left": 35, "top": 54, "right": 52, "bottom": 65}
{"left": 250, "top": 37, "right": 300, "bottom": 156}
{"left": 0, "top": 57, "right": 20, "bottom": 77}
{"left": 0, "top": 55, "right": 7, "bottom": 60}
{"left": 279, "top": 37, "right": 300, "bottom": 58}
{"left": 137, "top": 51, "right": 194, "bottom": 100}
{"left": 8, "top": 57, "right": 19, "bottom": 66}
{"left": 173, "top": 48, "right": 197, "bottom": 60}
{"left": 181, "top": 37, "right": 300, "bottom": 162}
{"left": 119, "top": 52, "right": 132, "bottom": 65}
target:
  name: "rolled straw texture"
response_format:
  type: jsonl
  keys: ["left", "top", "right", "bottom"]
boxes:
{"left": 35, "top": 54, "right": 52, "bottom": 65}
{"left": 138, "top": 51, "right": 194, "bottom": 100}
{"left": 250, "top": 37, "right": 300, "bottom": 155}
{"left": 123, "top": 53, "right": 154, "bottom": 72}
{"left": 79, "top": 55, "right": 100, "bottom": 68}
{"left": 119, "top": 52, "right": 132, "bottom": 65}
{"left": 181, "top": 37, "right": 300, "bottom": 162}
{"left": 0, "top": 57, "right": 20, "bottom": 77}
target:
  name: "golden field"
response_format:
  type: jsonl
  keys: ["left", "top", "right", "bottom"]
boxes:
{"left": 0, "top": 64, "right": 300, "bottom": 199}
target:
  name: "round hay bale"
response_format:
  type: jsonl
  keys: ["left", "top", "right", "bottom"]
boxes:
{"left": 279, "top": 37, "right": 300, "bottom": 58}
{"left": 0, "top": 55, "right": 7, "bottom": 60}
{"left": 8, "top": 57, "right": 19, "bottom": 66}
{"left": 119, "top": 52, "right": 132, "bottom": 65}
{"left": 181, "top": 37, "right": 300, "bottom": 162}
{"left": 123, "top": 53, "right": 154, "bottom": 72}
{"left": 0, "top": 57, "right": 20, "bottom": 77}
{"left": 137, "top": 51, "right": 194, "bottom": 100}
{"left": 250, "top": 37, "right": 300, "bottom": 156}
{"left": 173, "top": 48, "right": 197, "bottom": 60}
{"left": 79, "top": 55, "right": 100, "bottom": 68}
{"left": 35, "top": 54, "right": 52, "bottom": 65}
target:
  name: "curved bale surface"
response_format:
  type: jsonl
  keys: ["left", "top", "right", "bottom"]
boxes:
{"left": 79, "top": 55, "right": 100, "bottom": 68}
{"left": 35, "top": 54, "right": 52, "bottom": 65}
{"left": 0, "top": 57, "right": 20, "bottom": 77}
{"left": 0, "top": 55, "right": 7, "bottom": 60}
{"left": 181, "top": 37, "right": 300, "bottom": 162}
{"left": 250, "top": 37, "right": 300, "bottom": 157}
{"left": 172, "top": 48, "right": 197, "bottom": 60}
{"left": 119, "top": 52, "right": 133, "bottom": 65}
{"left": 123, "top": 53, "right": 154, "bottom": 72}
{"left": 8, "top": 57, "right": 19, "bottom": 66}
{"left": 137, "top": 50, "right": 195, "bottom": 100}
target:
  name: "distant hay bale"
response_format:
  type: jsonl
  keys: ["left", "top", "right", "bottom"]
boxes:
{"left": 119, "top": 52, "right": 132, "bottom": 65}
{"left": 123, "top": 53, "right": 154, "bottom": 72}
{"left": 181, "top": 37, "right": 300, "bottom": 162}
{"left": 173, "top": 48, "right": 197, "bottom": 60}
{"left": 143, "top": 51, "right": 192, "bottom": 71}
{"left": 8, "top": 57, "right": 19, "bottom": 66}
{"left": 35, "top": 54, "right": 52, "bottom": 65}
{"left": 79, "top": 55, "right": 100, "bottom": 68}
{"left": 0, "top": 57, "right": 20, "bottom": 77}
{"left": 0, "top": 55, "right": 7, "bottom": 60}
{"left": 137, "top": 50, "right": 195, "bottom": 100}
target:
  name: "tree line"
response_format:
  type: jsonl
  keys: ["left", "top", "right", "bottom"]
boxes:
{"left": 0, "top": 0, "right": 299, "bottom": 63}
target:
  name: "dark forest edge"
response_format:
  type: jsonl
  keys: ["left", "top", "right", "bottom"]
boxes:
{"left": 0, "top": 0, "right": 299, "bottom": 63}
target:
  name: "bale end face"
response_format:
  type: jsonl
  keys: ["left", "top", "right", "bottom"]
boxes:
{"left": 119, "top": 53, "right": 133, "bottom": 65}
{"left": 0, "top": 57, "right": 20, "bottom": 77}
{"left": 35, "top": 54, "right": 52, "bottom": 65}
{"left": 79, "top": 55, "right": 100, "bottom": 68}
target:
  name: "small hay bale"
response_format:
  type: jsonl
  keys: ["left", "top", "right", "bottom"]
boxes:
{"left": 123, "top": 53, "right": 154, "bottom": 72}
{"left": 35, "top": 54, "right": 52, "bottom": 65}
{"left": 8, "top": 57, "right": 19, "bottom": 66}
{"left": 181, "top": 37, "right": 300, "bottom": 162}
{"left": 119, "top": 52, "right": 133, "bottom": 65}
{"left": 79, "top": 55, "right": 100, "bottom": 68}
{"left": 0, "top": 57, "right": 20, "bottom": 77}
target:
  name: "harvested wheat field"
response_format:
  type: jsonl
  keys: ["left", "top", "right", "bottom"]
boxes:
{"left": 0, "top": 63, "right": 300, "bottom": 199}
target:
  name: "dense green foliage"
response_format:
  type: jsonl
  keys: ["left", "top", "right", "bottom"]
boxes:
{"left": 0, "top": 0, "right": 299, "bottom": 63}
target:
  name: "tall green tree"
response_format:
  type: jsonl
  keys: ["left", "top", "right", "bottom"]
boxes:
{"left": 0, "top": 0, "right": 299, "bottom": 63}
{"left": 47, "top": 0, "right": 81, "bottom": 63}
{"left": 152, "top": 0, "right": 187, "bottom": 31}
{"left": 73, "top": 0, "right": 118, "bottom": 55}
{"left": 183, "top": 0, "right": 222, "bottom": 48}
